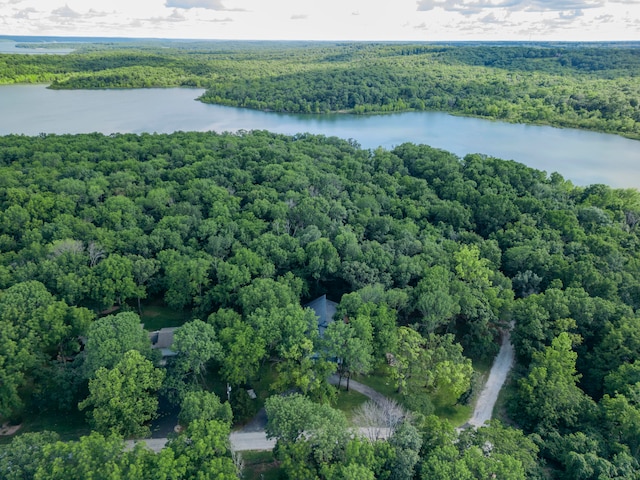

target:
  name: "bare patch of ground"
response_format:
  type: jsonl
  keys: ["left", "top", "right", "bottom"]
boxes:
{"left": 0, "top": 422, "right": 22, "bottom": 436}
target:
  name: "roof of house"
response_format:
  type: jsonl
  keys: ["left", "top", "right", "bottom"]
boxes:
{"left": 305, "top": 294, "right": 338, "bottom": 337}
{"left": 149, "top": 327, "right": 178, "bottom": 353}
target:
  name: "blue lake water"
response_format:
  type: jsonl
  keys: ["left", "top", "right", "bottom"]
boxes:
{"left": 0, "top": 84, "right": 638, "bottom": 188}
{"left": 0, "top": 40, "right": 74, "bottom": 55}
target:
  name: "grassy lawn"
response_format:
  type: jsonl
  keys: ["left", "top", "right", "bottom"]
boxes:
{"left": 352, "top": 364, "right": 479, "bottom": 426}
{"left": 333, "top": 387, "right": 368, "bottom": 420}
{"left": 432, "top": 398, "right": 472, "bottom": 426}
{"left": 241, "top": 450, "right": 285, "bottom": 480}
{"left": 0, "top": 409, "right": 91, "bottom": 445}
{"left": 139, "top": 299, "right": 191, "bottom": 331}
{"left": 352, "top": 365, "right": 402, "bottom": 403}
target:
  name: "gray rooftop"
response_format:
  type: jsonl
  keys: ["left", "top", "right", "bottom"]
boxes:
{"left": 149, "top": 327, "right": 178, "bottom": 354}
{"left": 305, "top": 294, "right": 338, "bottom": 337}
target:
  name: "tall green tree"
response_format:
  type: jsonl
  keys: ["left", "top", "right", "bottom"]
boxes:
{"left": 601, "top": 386, "right": 640, "bottom": 459}
{"left": 305, "top": 237, "right": 340, "bottom": 282}
{"left": 36, "top": 433, "right": 133, "bottom": 480}
{"left": 414, "top": 265, "right": 459, "bottom": 333}
{"left": 179, "top": 390, "right": 232, "bottom": 427}
{"left": 266, "top": 393, "right": 350, "bottom": 468}
{"left": 0, "top": 431, "right": 60, "bottom": 480}
{"left": 390, "top": 327, "right": 472, "bottom": 408}
{"left": 388, "top": 422, "right": 422, "bottom": 480}
{"left": 323, "top": 315, "right": 374, "bottom": 390}
{"left": 0, "top": 281, "right": 90, "bottom": 417}
{"left": 90, "top": 254, "right": 141, "bottom": 309}
{"left": 217, "top": 315, "right": 266, "bottom": 386}
{"left": 129, "top": 255, "right": 160, "bottom": 314}
{"left": 167, "top": 419, "right": 238, "bottom": 480}
{"left": 163, "top": 319, "right": 222, "bottom": 403}
{"left": 516, "top": 332, "right": 591, "bottom": 433}
{"left": 79, "top": 350, "right": 165, "bottom": 438}
{"left": 158, "top": 250, "right": 213, "bottom": 310}
{"left": 83, "top": 311, "right": 153, "bottom": 380}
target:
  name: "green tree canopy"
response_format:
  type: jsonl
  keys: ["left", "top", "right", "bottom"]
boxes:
{"left": 83, "top": 311, "right": 153, "bottom": 380}
{"left": 79, "top": 350, "right": 165, "bottom": 438}
{"left": 516, "top": 332, "right": 592, "bottom": 433}
{"left": 179, "top": 390, "right": 233, "bottom": 427}
{"left": 0, "top": 281, "right": 91, "bottom": 417}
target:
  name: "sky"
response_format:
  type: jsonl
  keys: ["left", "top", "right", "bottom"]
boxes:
{"left": 0, "top": 0, "right": 638, "bottom": 42}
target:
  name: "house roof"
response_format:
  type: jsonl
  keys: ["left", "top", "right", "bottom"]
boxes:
{"left": 305, "top": 294, "right": 338, "bottom": 337}
{"left": 149, "top": 327, "right": 177, "bottom": 352}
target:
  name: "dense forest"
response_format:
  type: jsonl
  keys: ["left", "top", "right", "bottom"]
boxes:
{"left": 1, "top": 41, "right": 639, "bottom": 138}
{"left": 0, "top": 131, "right": 639, "bottom": 478}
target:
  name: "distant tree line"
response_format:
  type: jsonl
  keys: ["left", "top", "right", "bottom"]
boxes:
{"left": 1, "top": 42, "right": 638, "bottom": 138}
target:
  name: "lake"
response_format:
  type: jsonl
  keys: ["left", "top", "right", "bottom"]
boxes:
{"left": 0, "top": 40, "right": 74, "bottom": 55}
{"left": 1, "top": 84, "right": 638, "bottom": 188}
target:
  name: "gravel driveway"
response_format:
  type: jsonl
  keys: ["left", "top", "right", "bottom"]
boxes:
{"left": 467, "top": 328, "right": 515, "bottom": 428}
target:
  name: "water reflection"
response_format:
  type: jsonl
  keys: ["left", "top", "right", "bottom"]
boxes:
{"left": 0, "top": 84, "right": 637, "bottom": 188}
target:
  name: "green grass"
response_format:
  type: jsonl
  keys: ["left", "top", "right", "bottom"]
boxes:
{"left": 241, "top": 450, "right": 285, "bottom": 480}
{"left": 0, "top": 409, "right": 91, "bottom": 445}
{"left": 472, "top": 357, "right": 494, "bottom": 377}
{"left": 432, "top": 397, "right": 473, "bottom": 427}
{"left": 353, "top": 364, "right": 479, "bottom": 426}
{"left": 352, "top": 365, "right": 402, "bottom": 403}
{"left": 139, "top": 300, "right": 191, "bottom": 331}
{"left": 333, "top": 387, "right": 368, "bottom": 420}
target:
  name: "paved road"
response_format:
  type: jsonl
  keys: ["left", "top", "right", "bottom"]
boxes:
{"left": 230, "top": 431, "right": 276, "bottom": 451}
{"left": 126, "top": 431, "right": 276, "bottom": 453}
{"left": 467, "top": 328, "right": 515, "bottom": 428}
{"left": 127, "top": 427, "right": 389, "bottom": 454}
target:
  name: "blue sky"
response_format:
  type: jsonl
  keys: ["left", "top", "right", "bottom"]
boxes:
{"left": 0, "top": 0, "right": 638, "bottom": 41}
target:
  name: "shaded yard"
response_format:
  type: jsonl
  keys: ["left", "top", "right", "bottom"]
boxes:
{"left": 139, "top": 299, "right": 191, "bottom": 331}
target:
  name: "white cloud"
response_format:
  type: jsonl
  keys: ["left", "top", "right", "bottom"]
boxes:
{"left": 165, "top": 0, "right": 246, "bottom": 11}
{"left": 166, "top": 0, "right": 225, "bottom": 8}
{"left": 559, "top": 8, "right": 584, "bottom": 18}
{"left": 51, "top": 4, "right": 80, "bottom": 18}
{"left": 417, "top": 0, "right": 604, "bottom": 15}
{"left": 13, "top": 7, "right": 36, "bottom": 19}
{"left": 0, "top": 0, "right": 635, "bottom": 40}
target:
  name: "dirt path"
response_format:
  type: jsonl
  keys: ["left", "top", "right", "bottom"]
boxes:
{"left": 0, "top": 422, "right": 21, "bottom": 436}
{"left": 468, "top": 328, "right": 515, "bottom": 428}
{"left": 328, "top": 375, "right": 388, "bottom": 405}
